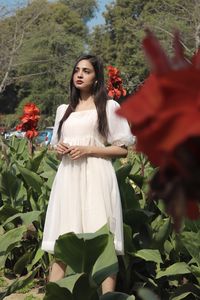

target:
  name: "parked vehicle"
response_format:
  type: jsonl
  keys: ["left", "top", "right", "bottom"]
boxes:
{"left": 4, "top": 130, "right": 26, "bottom": 139}
{"left": 35, "top": 128, "right": 53, "bottom": 146}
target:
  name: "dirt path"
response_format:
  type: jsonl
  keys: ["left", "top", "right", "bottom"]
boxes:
{"left": 4, "top": 289, "right": 44, "bottom": 299}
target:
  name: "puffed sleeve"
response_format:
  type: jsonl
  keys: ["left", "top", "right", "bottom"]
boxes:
{"left": 50, "top": 104, "right": 68, "bottom": 146}
{"left": 106, "top": 100, "right": 135, "bottom": 146}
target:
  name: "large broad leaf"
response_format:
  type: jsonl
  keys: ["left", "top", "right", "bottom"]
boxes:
{"left": 0, "top": 225, "right": 26, "bottom": 254}
{"left": 0, "top": 268, "right": 39, "bottom": 300}
{"left": 180, "top": 231, "right": 200, "bottom": 266}
{"left": 133, "top": 249, "right": 163, "bottom": 264}
{"left": 17, "top": 164, "right": 43, "bottom": 193}
{"left": 54, "top": 225, "right": 109, "bottom": 274}
{"left": 0, "top": 205, "right": 19, "bottom": 224}
{"left": 26, "top": 148, "right": 47, "bottom": 172}
{"left": 128, "top": 174, "right": 144, "bottom": 189}
{"left": 40, "top": 170, "right": 56, "bottom": 189}
{"left": 0, "top": 171, "right": 21, "bottom": 200}
{"left": 170, "top": 283, "right": 200, "bottom": 300}
{"left": 152, "top": 218, "right": 172, "bottom": 249}
{"left": 44, "top": 282, "right": 73, "bottom": 300}
{"left": 73, "top": 273, "right": 99, "bottom": 300}
{"left": 57, "top": 274, "right": 84, "bottom": 292}
{"left": 45, "top": 274, "right": 98, "bottom": 300}
{"left": 124, "top": 208, "right": 154, "bottom": 231}
{"left": 184, "top": 218, "right": 200, "bottom": 233}
{"left": 116, "top": 163, "right": 132, "bottom": 183}
{"left": 13, "top": 252, "right": 32, "bottom": 275}
{"left": 119, "top": 181, "right": 140, "bottom": 210}
{"left": 123, "top": 224, "right": 136, "bottom": 253}
{"left": 138, "top": 288, "right": 159, "bottom": 300}
{"left": 3, "top": 211, "right": 41, "bottom": 227}
{"left": 92, "top": 233, "right": 118, "bottom": 285}
{"left": 156, "top": 262, "right": 191, "bottom": 279}
{"left": 100, "top": 292, "right": 136, "bottom": 299}
{"left": 27, "top": 248, "right": 45, "bottom": 272}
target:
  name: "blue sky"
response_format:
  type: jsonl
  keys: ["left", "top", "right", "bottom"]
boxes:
{"left": 87, "top": 0, "right": 113, "bottom": 29}
{"left": 0, "top": 0, "right": 114, "bottom": 28}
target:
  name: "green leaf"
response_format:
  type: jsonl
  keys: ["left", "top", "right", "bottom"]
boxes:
{"left": 138, "top": 288, "right": 159, "bottom": 300}
{"left": 128, "top": 174, "right": 144, "bottom": 189}
{"left": 0, "top": 225, "right": 26, "bottom": 254}
{"left": 57, "top": 274, "right": 84, "bottom": 292}
{"left": 17, "top": 164, "right": 43, "bottom": 193}
{"left": 170, "top": 283, "right": 200, "bottom": 300}
{"left": 0, "top": 205, "right": 19, "bottom": 224}
{"left": 73, "top": 273, "right": 99, "bottom": 300}
{"left": 27, "top": 248, "right": 45, "bottom": 272}
{"left": 26, "top": 148, "right": 47, "bottom": 172}
{"left": 44, "top": 282, "right": 73, "bottom": 300}
{"left": 116, "top": 163, "right": 132, "bottom": 183}
{"left": 180, "top": 231, "right": 200, "bottom": 266}
{"left": 3, "top": 211, "right": 41, "bottom": 227}
{"left": 92, "top": 233, "right": 118, "bottom": 285}
{"left": 100, "top": 292, "right": 136, "bottom": 299}
{"left": 54, "top": 225, "right": 109, "bottom": 274}
{"left": 0, "top": 171, "right": 21, "bottom": 200}
{"left": 156, "top": 262, "right": 191, "bottom": 279}
{"left": 123, "top": 224, "right": 136, "bottom": 253}
{"left": 134, "top": 249, "right": 163, "bottom": 264}
{"left": 124, "top": 208, "right": 154, "bottom": 231}
{"left": 13, "top": 252, "right": 32, "bottom": 275}
{"left": 152, "top": 218, "right": 172, "bottom": 249}
{"left": 119, "top": 181, "right": 140, "bottom": 210}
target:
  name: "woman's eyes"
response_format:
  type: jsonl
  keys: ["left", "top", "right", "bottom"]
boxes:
{"left": 74, "top": 69, "right": 90, "bottom": 74}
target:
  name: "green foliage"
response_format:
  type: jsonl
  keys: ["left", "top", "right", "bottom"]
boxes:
{"left": 89, "top": 0, "right": 200, "bottom": 94}
{"left": 0, "top": 137, "right": 59, "bottom": 296}
{"left": 1, "top": 136, "right": 200, "bottom": 299}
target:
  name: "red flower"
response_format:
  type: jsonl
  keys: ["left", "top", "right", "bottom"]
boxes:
{"left": 117, "top": 30, "right": 200, "bottom": 228}
{"left": 23, "top": 103, "right": 40, "bottom": 115}
{"left": 107, "top": 65, "right": 127, "bottom": 100}
{"left": 16, "top": 102, "right": 40, "bottom": 140}
{"left": 186, "top": 200, "right": 200, "bottom": 220}
{"left": 117, "top": 31, "right": 200, "bottom": 166}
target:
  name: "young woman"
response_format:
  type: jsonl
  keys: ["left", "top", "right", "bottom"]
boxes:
{"left": 41, "top": 54, "right": 134, "bottom": 293}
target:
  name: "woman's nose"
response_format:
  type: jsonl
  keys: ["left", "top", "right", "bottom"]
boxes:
{"left": 77, "top": 71, "right": 83, "bottom": 78}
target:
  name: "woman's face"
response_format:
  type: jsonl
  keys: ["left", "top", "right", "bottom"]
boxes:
{"left": 73, "top": 59, "right": 96, "bottom": 92}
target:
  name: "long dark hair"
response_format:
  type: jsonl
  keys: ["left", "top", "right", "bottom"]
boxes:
{"left": 57, "top": 54, "right": 109, "bottom": 140}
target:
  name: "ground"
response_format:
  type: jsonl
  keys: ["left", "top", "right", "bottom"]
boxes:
{"left": 0, "top": 276, "right": 44, "bottom": 300}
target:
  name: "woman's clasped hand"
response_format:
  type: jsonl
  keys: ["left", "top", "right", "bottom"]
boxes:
{"left": 56, "top": 143, "right": 89, "bottom": 160}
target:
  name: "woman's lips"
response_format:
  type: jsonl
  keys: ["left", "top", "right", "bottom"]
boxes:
{"left": 76, "top": 80, "right": 83, "bottom": 84}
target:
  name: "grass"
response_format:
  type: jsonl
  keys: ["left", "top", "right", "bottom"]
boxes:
{"left": 24, "top": 295, "right": 40, "bottom": 300}
{"left": 0, "top": 276, "right": 8, "bottom": 288}
{"left": 18, "top": 280, "right": 36, "bottom": 294}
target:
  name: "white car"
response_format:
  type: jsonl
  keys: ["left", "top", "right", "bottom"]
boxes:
{"left": 4, "top": 130, "right": 26, "bottom": 139}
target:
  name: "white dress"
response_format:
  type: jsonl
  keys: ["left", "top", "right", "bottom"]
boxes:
{"left": 41, "top": 100, "right": 134, "bottom": 255}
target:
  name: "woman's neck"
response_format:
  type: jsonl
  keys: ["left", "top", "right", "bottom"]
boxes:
{"left": 79, "top": 92, "right": 93, "bottom": 102}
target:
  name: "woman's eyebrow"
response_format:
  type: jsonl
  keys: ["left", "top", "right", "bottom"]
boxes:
{"left": 75, "top": 67, "right": 92, "bottom": 71}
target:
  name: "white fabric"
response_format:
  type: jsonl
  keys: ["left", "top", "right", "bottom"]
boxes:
{"left": 41, "top": 100, "right": 134, "bottom": 255}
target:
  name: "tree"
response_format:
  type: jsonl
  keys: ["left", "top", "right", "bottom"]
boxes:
{"left": 0, "top": 0, "right": 93, "bottom": 116}
{"left": 89, "top": 0, "right": 200, "bottom": 94}
{"left": 60, "top": 0, "right": 98, "bottom": 23}
{"left": 0, "top": 0, "right": 47, "bottom": 94}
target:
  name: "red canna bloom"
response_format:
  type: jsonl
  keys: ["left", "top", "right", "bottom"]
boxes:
{"left": 23, "top": 103, "right": 40, "bottom": 115}
{"left": 16, "top": 102, "right": 40, "bottom": 140}
{"left": 107, "top": 65, "right": 127, "bottom": 100}
{"left": 117, "top": 30, "right": 200, "bottom": 229}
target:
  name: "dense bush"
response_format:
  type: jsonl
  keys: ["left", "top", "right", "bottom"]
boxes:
{"left": 0, "top": 137, "right": 200, "bottom": 299}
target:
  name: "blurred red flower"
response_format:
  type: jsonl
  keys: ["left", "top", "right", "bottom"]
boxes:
{"left": 16, "top": 103, "right": 40, "bottom": 139}
{"left": 117, "top": 30, "right": 200, "bottom": 229}
{"left": 107, "top": 65, "right": 127, "bottom": 100}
